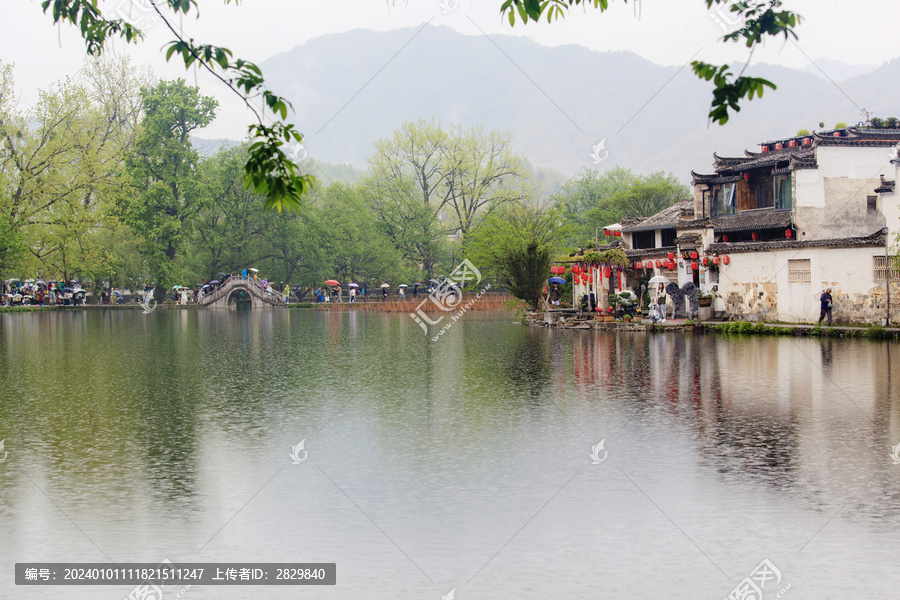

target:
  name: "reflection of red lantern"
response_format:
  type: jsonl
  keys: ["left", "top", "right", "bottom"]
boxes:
{"left": 604, "top": 267, "right": 611, "bottom": 278}
{"left": 785, "top": 229, "right": 792, "bottom": 238}
{"left": 723, "top": 256, "right": 730, "bottom": 265}
{"left": 589, "top": 275, "right": 594, "bottom": 283}
{"left": 751, "top": 232, "right": 759, "bottom": 240}
{"left": 713, "top": 257, "right": 720, "bottom": 265}
{"left": 691, "top": 251, "right": 698, "bottom": 259}
{"left": 691, "top": 261, "right": 698, "bottom": 270}
{"left": 668, "top": 252, "right": 674, "bottom": 260}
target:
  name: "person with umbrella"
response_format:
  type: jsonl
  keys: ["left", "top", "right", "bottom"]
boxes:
{"left": 382, "top": 283, "right": 389, "bottom": 302}
{"left": 348, "top": 283, "right": 358, "bottom": 303}
{"left": 648, "top": 275, "right": 669, "bottom": 322}
{"left": 548, "top": 276, "right": 565, "bottom": 307}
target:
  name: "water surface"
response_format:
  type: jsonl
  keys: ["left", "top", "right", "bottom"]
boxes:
{"left": 1, "top": 309, "right": 899, "bottom": 599}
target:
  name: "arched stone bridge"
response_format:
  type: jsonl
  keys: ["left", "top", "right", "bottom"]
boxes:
{"left": 198, "top": 276, "right": 285, "bottom": 309}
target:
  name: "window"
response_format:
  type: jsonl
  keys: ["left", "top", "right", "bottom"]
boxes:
{"left": 867, "top": 195, "right": 877, "bottom": 212}
{"left": 775, "top": 174, "right": 792, "bottom": 210}
{"left": 711, "top": 183, "right": 736, "bottom": 216}
{"left": 788, "top": 259, "right": 811, "bottom": 283}
{"left": 632, "top": 230, "right": 655, "bottom": 249}
{"left": 874, "top": 256, "right": 900, "bottom": 282}
{"left": 755, "top": 176, "right": 774, "bottom": 208}
{"left": 661, "top": 229, "right": 677, "bottom": 247}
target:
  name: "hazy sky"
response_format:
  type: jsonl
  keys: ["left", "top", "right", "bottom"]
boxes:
{"left": 3, "top": 0, "right": 898, "bottom": 140}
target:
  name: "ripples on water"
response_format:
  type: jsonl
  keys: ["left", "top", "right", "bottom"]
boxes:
{"left": 1, "top": 309, "right": 898, "bottom": 599}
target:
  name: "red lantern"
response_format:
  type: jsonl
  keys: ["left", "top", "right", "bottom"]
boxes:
{"left": 743, "top": 172, "right": 750, "bottom": 180}
{"left": 668, "top": 260, "right": 675, "bottom": 270}
{"left": 691, "top": 251, "right": 698, "bottom": 259}
{"left": 713, "top": 257, "right": 720, "bottom": 265}
{"left": 543, "top": 286, "right": 548, "bottom": 293}
{"left": 668, "top": 252, "right": 674, "bottom": 260}
{"left": 722, "top": 234, "right": 729, "bottom": 242}
{"left": 614, "top": 230, "right": 621, "bottom": 237}
{"left": 751, "top": 232, "right": 759, "bottom": 241}
{"left": 655, "top": 260, "right": 662, "bottom": 268}
{"left": 604, "top": 229, "right": 610, "bottom": 236}
{"left": 785, "top": 229, "right": 792, "bottom": 238}
{"left": 635, "top": 261, "right": 642, "bottom": 270}
{"left": 604, "top": 267, "right": 611, "bottom": 278}
{"left": 702, "top": 257, "right": 708, "bottom": 266}
{"left": 691, "top": 261, "right": 698, "bottom": 270}
{"left": 723, "top": 256, "right": 730, "bottom": 265}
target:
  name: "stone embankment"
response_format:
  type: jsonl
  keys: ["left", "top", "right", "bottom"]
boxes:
{"left": 526, "top": 310, "right": 900, "bottom": 339}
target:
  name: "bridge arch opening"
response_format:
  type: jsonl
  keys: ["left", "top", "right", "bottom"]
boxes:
{"left": 226, "top": 287, "right": 253, "bottom": 309}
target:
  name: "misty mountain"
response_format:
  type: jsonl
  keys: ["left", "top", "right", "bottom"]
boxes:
{"left": 260, "top": 25, "right": 899, "bottom": 183}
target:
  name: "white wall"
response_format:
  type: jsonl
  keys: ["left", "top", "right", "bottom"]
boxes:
{"left": 716, "top": 246, "right": 886, "bottom": 323}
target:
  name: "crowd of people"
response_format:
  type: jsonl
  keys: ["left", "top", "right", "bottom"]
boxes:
{"left": 1, "top": 279, "right": 88, "bottom": 307}
{"left": 314, "top": 283, "right": 428, "bottom": 303}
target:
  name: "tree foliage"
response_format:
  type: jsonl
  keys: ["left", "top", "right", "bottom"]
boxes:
{"left": 41, "top": 0, "right": 313, "bottom": 211}
{"left": 552, "top": 168, "right": 687, "bottom": 246}
{"left": 501, "top": 239, "right": 550, "bottom": 311}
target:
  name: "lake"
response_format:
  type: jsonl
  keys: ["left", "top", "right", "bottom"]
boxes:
{"left": 1, "top": 308, "right": 899, "bottom": 599}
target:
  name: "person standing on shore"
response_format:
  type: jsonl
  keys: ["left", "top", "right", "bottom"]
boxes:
{"left": 818, "top": 288, "right": 833, "bottom": 325}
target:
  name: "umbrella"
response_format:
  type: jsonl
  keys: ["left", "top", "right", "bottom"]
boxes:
{"left": 549, "top": 277, "right": 566, "bottom": 285}
{"left": 62, "top": 287, "right": 74, "bottom": 293}
{"left": 112, "top": 291, "right": 122, "bottom": 298}
{"left": 413, "top": 282, "right": 424, "bottom": 287}
{"left": 648, "top": 275, "right": 670, "bottom": 285}
{"left": 428, "top": 279, "right": 441, "bottom": 286}
{"left": 209, "top": 280, "right": 220, "bottom": 285}
{"left": 325, "top": 279, "right": 339, "bottom": 286}
{"left": 347, "top": 283, "right": 360, "bottom": 288}
{"left": 216, "top": 272, "right": 227, "bottom": 278}
{"left": 248, "top": 268, "right": 259, "bottom": 273}
{"left": 398, "top": 284, "right": 409, "bottom": 288}
{"left": 172, "top": 285, "right": 183, "bottom": 290}
{"left": 25, "top": 278, "right": 35, "bottom": 283}
{"left": 379, "top": 283, "right": 390, "bottom": 288}
{"left": 202, "top": 284, "right": 211, "bottom": 290}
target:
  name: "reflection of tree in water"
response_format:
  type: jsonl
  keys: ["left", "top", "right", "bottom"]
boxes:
{"left": 502, "top": 327, "right": 551, "bottom": 405}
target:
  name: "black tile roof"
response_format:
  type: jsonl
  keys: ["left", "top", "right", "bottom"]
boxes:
{"left": 712, "top": 210, "right": 792, "bottom": 233}
{"left": 708, "top": 230, "right": 884, "bottom": 254}
{"left": 621, "top": 199, "right": 694, "bottom": 232}
{"left": 624, "top": 246, "right": 677, "bottom": 260}
{"left": 875, "top": 175, "right": 895, "bottom": 194}
{"left": 674, "top": 233, "right": 702, "bottom": 246}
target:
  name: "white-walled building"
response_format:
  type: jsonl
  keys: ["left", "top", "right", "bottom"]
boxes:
{"left": 621, "top": 126, "right": 900, "bottom": 323}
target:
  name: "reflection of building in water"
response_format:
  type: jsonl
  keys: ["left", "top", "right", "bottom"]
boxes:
{"left": 567, "top": 331, "right": 900, "bottom": 514}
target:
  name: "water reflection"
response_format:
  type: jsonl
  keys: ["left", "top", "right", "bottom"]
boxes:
{"left": 1, "top": 311, "right": 899, "bottom": 599}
